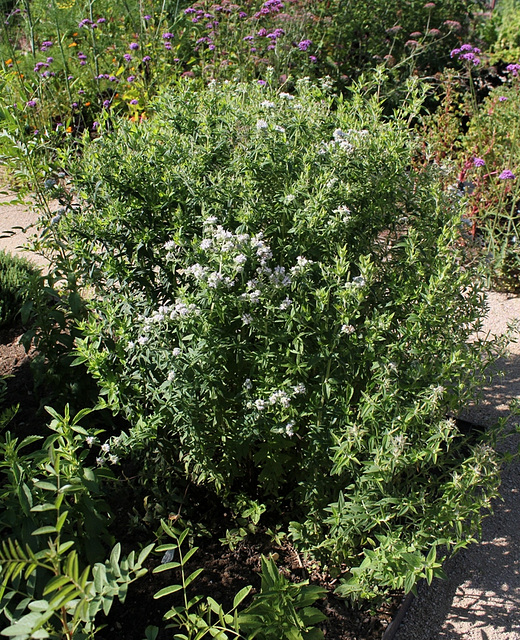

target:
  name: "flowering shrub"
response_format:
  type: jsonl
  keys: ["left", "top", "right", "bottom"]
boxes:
{"left": 0, "top": 0, "right": 482, "bottom": 147}
{"left": 419, "top": 56, "right": 520, "bottom": 289}
{"left": 43, "top": 78, "right": 506, "bottom": 598}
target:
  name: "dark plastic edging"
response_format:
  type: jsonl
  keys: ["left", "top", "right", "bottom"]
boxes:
{"left": 381, "top": 591, "right": 415, "bottom": 640}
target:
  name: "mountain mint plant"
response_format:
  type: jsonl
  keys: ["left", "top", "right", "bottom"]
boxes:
{"left": 47, "top": 76, "right": 505, "bottom": 598}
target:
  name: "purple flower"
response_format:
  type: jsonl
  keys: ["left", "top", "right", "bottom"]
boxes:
{"left": 26, "top": 100, "right": 37, "bottom": 107}
{"left": 499, "top": 169, "right": 515, "bottom": 180}
{"left": 41, "top": 40, "right": 53, "bottom": 50}
{"left": 209, "top": 44, "right": 215, "bottom": 50}
{"left": 46, "top": 57, "right": 54, "bottom": 63}
{"left": 184, "top": 6, "right": 196, "bottom": 13}
{"left": 309, "top": 55, "right": 317, "bottom": 63}
{"left": 243, "top": 35, "right": 254, "bottom": 41}
{"left": 130, "top": 99, "right": 138, "bottom": 105}
{"left": 298, "top": 39, "right": 312, "bottom": 51}
{"left": 124, "top": 53, "right": 132, "bottom": 61}
{"left": 164, "top": 42, "right": 172, "bottom": 50}
{"left": 473, "top": 157, "right": 485, "bottom": 167}
{"left": 103, "top": 99, "right": 110, "bottom": 108}
{"left": 460, "top": 43, "right": 473, "bottom": 51}
{"left": 257, "top": 79, "right": 266, "bottom": 85}
{"left": 78, "top": 18, "right": 93, "bottom": 28}
{"left": 72, "top": 102, "right": 78, "bottom": 108}
{"left": 92, "top": 121, "right": 99, "bottom": 130}
{"left": 129, "top": 42, "right": 139, "bottom": 50}
{"left": 499, "top": 96, "right": 508, "bottom": 102}
{"left": 97, "top": 17, "right": 106, "bottom": 24}
{"left": 268, "top": 28, "right": 285, "bottom": 39}
{"left": 250, "top": 47, "right": 257, "bottom": 52}
{"left": 143, "top": 14, "right": 151, "bottom": 20}
{"left": 267, "top": 43, "right": 275, "bottom": 50}
{"left": 68, "top": 75, "right": 74, "bottom": 80}
{"left": 163, "top": 32, "right": 174, "bottom": 39}
{"left": 127, "top": 75, "right": 136, "bottom": 82}
{"left": 108, "top": 75, "right": 117, "bottom": 82}
{"left": 257, "top": 28, "right": 267, "bottom": 37}
{"left": 143, "top": 55, "right": 151, "bottom": 62}
{"left": 78, "top": 89, "right": 85, "bottom": 94}
{"left": 239, "top": 11, "right": 247, "bottom": 18}
{"left": 506, "top": 63, "right": 520, "bottom": 76}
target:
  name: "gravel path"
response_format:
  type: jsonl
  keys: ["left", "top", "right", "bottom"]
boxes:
{"left": 395, "top": 292, "right": 520, "bottom": 640}
{"left": 0, "top": 182, "right": 49, "bottom": 268}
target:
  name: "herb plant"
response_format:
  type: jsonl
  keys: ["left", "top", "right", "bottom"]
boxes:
{"left": 40, "top": 76, "right": 507, "bottom": 598}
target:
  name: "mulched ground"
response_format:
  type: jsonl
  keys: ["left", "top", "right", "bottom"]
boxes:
{"left": 0, "top": 323, "right": 404, "bottom": 640}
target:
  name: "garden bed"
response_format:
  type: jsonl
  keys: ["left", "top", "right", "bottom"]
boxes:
{"left": 0, "top": 323, "right": 403, "bottom": 639}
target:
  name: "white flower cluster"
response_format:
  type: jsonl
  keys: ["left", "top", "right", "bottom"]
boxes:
{"left": 333, "top": 205, "right": 352, "bottom": 223}
{"left": 320, "top": 128, "right": 370, "bottom": 155}
{"left": 347, "top": 275, "right": 366, "bottom": 288}
{"left": 250, "top": 383, "right": 306, "bottom": 413}
{"left": 290, "top": 255, "right": 313, "bottom": 276}
{"left": 341, "top": 324, "right": 355, "bottom": 335}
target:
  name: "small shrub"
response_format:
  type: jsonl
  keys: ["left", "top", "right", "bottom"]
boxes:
{"left": 0, "top": 405, "right": 153, "bottom": 638}
{"left": 42, "top": 77, "right": 504, "bottom": 598}
{"left": 0, "top": 248, "right": 38, "bottom": 329}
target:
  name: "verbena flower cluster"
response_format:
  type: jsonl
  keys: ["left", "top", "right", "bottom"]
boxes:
{"left": 450, "top": 43, "right": 481, "bottom": 65}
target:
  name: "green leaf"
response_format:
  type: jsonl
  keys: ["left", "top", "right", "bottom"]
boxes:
{"left": 207, "top": 597, "right": 221, "bottom": 615}
{"left": 233, "top": 585, "right": 252, "bottom": 609}
{"left": 43, "top": 575, "right": 71, "bottom": 595}
{"left": 31, "top": 526, "right": 57, "bottom": 536}
{"left": 138, "top": 543, "right": 155, "bottom": 566}
{"left": 32, "top": 481, "right": 57, "bottom": 492}
{"left": 153, "top": 584, "right": 183, "bottom": 599}
{"left": 184, "top": 567, "right": 203, "bottom": 588}
{"left": 144, "top": 626, "right": 159, "bottom": 640}
{"left": 55, "top": 510, "right": 69, "bottom": 532}
{"left": 110, "top": 544, "right": 121, "bottom": 572}
{"left": 182, "top": 547, "right": 197, "bottom": 564}
{"left": 27, "top": 601, "right": 50, "bottom": 613}
{"left": 58, "top": 541, "right": 75, "bottom": 554}
{"left": 403, "top": 572, "right": 417, "bottom": 595}
{"left": 93, "top": 564, "right": 107, "bottom": 592}
{"left": 178, "top": 529, "right": 189, "bottom": 546}
{"left": 30, "top": 503, "right": 56, "bottom": 513}
{"left": 153, "top": 562, "right": 181, "bottom": 573}
{"left": 1, "top": 610, "right": 46, "bottom": 637}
